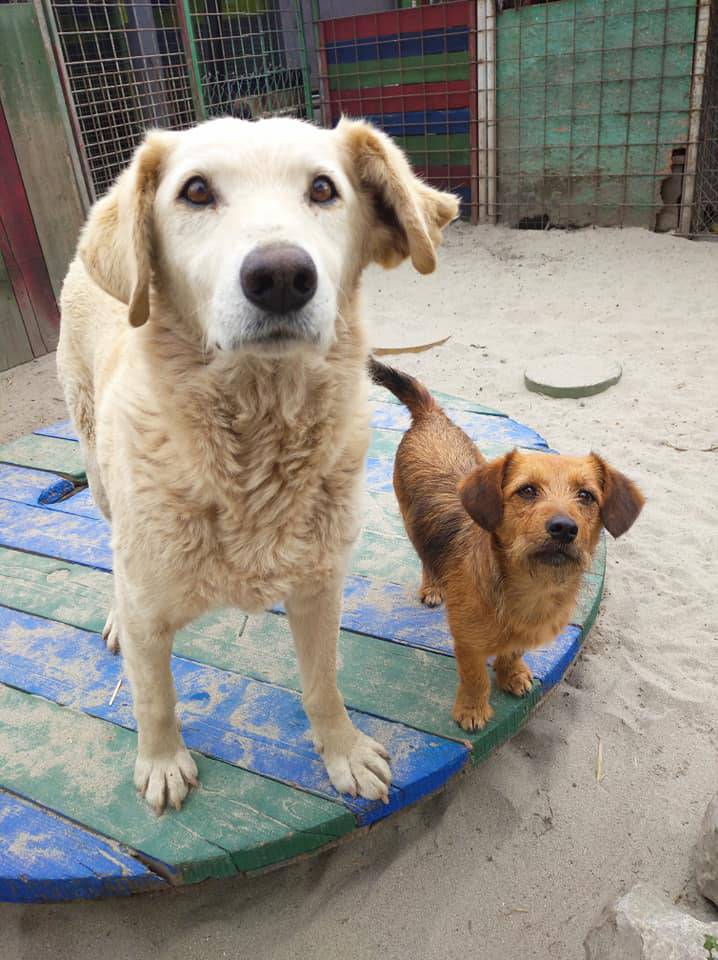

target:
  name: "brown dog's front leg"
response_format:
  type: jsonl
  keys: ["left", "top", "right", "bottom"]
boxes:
{"left": 494, "top": 651, "right": 534, "bottom": 697}
{"left": 452, "top": 634, "right": 494, "bottom": 732}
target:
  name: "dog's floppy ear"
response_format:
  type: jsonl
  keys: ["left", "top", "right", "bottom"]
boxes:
{"left": 591, "top": 454, "right": 645, "bottom": 538}
{"left": 77, "top": 130, "right": 177, "bottom": 327}
{"left": 459, "top": 452, "right": 515, "bottom": 532}
{"left": 338, "top": 117, "right": 459, "bottom": 274}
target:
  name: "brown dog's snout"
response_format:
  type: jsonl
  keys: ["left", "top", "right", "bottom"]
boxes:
{"left": 546, "top": 514, "right": 578, "bottom": 543}
{"left": 241, "top": 243, "right": 317, "bottom": 315}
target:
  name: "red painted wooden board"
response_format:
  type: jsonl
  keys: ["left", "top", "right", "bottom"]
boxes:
{"left": 0, "top": 101, "right": 58, "bottom": 352}
{"left": 327, "top": 80, "right": 470, "bottom": 119}
{"left": 320, "top": 2, "right": 470, "bottom": 45}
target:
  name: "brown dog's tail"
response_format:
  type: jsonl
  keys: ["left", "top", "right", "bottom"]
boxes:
{"left": 368, "top": 357, "right": 437, "bottom": 420}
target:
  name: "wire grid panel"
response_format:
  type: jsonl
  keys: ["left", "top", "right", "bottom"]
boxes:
{"left": 495, "top": 0, "right": 698, "bottom": 229}
{"left": 313, "top": 0, "right": 478, "bottom": 221}
{"left": 691, "top": 0, "right": 718, "bottom": 235}
{"left": 48, "top": 0, "right": 198, "bottom": 196}
{"left": 189, "top": 0, "right": 313, "bottom": 121}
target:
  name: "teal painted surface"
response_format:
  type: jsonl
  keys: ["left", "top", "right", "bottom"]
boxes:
{"left": 495, "top": 0, "right": 696, "bottom": 227}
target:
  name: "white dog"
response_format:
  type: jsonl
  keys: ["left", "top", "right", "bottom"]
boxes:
{"left": 57, "top": 116, "right": 458, "bottom": 813}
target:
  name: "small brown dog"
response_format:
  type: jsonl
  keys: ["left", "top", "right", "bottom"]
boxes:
{"left": 370, "top": 359, "right": 644, "bottom": 732}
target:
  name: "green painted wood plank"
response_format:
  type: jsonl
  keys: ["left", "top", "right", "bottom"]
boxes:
{"left": 0, "top": 546, "right": 596, "bottom": 756}
{"left": 0, "top": 250, "right": 33, "bottom": 374}
{"left": 328, "top": 51, "right": 469, "bottom": 91}
{"left": 0, "top": 684, "right": 354, "bottom": 883}
{"left": 0, "top": 3, "right": 85, "bottom": 304}
{"left": 0, "top": 434, "right": 85, "bottom": 480}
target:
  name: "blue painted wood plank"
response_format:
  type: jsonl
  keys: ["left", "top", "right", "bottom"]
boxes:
{"left": 0, "top": 465, "right": 99, "bottom": 520}
{"left": 365, "top": 457, "right": 394, "bottom": 494}
{"left": 370, "top": 401, "right": 550, "bottom": 450}
{"left": 341, "top": 577, "right": 588, "bottom": 687}
{"left": 0, "top": 499, "right": 111, "bottom": 570}
{"left": 365, "top": 108, "right": 470, "bottom": 137}
{"left": 34, "top": 420, "right": 76, "bottom": 442}
{"left": 0, "top": 790, "right": 165, "bottom": 902}
{"left": 0, "top": 607, "right": 469, "bottom": 826}
{"left": 326, "top": 25, "right": 468, "bottom": 65}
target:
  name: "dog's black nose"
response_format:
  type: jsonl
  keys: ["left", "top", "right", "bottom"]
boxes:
{"left": 546, "top": 515, "right": 578, "bottom": 543}
{"left": 240, "top": 244, "right": 317, "bottom": 315}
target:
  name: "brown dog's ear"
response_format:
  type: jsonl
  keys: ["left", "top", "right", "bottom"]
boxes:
{"left": 591, "top": 454, "right": 645, "bottom": 538}
{"left": 338, "top": 117, "right": 459, "bottom": 274}
{"left": 459, "top": 452, "right": 514, "bottom": 532}
{"left": 77, "top": 130, "right": 177, "bottom": 326}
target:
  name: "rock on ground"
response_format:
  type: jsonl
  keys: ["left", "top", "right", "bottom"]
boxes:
{"left": 584, "top": 884, "right": 718, "bottom": 959}
{"left": 696, "top": 795, "right": 718, "bottom": 908}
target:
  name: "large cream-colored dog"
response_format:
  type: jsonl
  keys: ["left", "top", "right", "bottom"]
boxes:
{"left": 57, "top": 117, "right": 458, "bottom": 813}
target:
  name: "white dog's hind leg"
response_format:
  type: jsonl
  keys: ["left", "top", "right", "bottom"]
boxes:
{"left": 114, "top": 586, "right": 198, "bottom": 814}
{"left": 285, "top": 574, "right": 392, "bottom": 803}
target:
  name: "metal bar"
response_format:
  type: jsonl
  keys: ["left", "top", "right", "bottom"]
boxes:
{"left": 468, "top": 0, "right": 479, "bottom": 225}
{"left": 311, "top": 0, "right": 330, "bottom": 128}
{"left": 486, "top": 0, "right": 496, "bottom": 225}
{"left": 679, "top": 0, "right": 712, "bottom": 235}
{"left": 176, "top": 0, "right": 207, "bottom": 122}
{"left": 294, "top": 0, "right": 314, "bottom": 122}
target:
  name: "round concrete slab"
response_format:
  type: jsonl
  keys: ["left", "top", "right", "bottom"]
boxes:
{"left": 524, "top": 355, "right": 622, "bottom": 398}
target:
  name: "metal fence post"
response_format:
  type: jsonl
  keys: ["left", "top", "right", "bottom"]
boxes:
{"left": 176, "top": 0, "right": 207, "bottom": 123}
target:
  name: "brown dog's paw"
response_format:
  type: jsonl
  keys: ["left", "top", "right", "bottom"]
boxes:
{"left": 420, "top": 584, "right": 444, "bottom": 607}
{"left": 452, "top": 699, "right": 494, "bottom": 732}
{"left": 496, "top": 658, "right": 534, "bottom": 697}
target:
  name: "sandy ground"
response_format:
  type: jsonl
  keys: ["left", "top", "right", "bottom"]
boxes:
{"left": 1, "top": 224, "right": 717, "bottom": 960}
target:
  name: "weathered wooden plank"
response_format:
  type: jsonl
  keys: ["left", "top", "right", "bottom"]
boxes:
{"left": 0, "top": 465, "right": 97, "bottom": 519}
{"left": 371, "top": 402, "right": 549, "bottom": 449}
{"left": 328, "top": 52, "right": 469, "bottom": 91}
{"left": 34, "top": 420, "right": 76, "bottom": 441}
{"left": 326, "top": 26, "right": 469, "bottom": 66}
{"left": 0, "top": 434, "right": 85, "bottom": 479}
{"left": 0, "top": 3, "right": 85, "bottom": 303}
{"left": 0, "top": 247, "right": 33, "bottom": 373}
{"left": 0, "top": 683, "right": 355, "bottom": 884}
{"left": 0, "top": 790, "right": 166, "bottom": 902}
{"left": 0, "top": 548, "right": 555, "bottom": 757}
{"left": 0, "top": 607, "right": 469, "bottom": 824}
{"left": 0, "top": 499, "right": 110, "bottom": 569}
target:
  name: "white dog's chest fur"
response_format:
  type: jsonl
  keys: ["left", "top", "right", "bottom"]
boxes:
{"left": 98, "top": 347, "right": 368, "bottom": 621}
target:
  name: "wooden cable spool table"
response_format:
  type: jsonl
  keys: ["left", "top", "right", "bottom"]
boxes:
{"left": 0, "top": 387, "right": 605, "bottom": 902}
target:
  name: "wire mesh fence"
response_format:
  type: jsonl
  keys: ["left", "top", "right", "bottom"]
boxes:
{"left": 690, "top": 0, "right": 717, "bottom": 234}
{"left": 45, "top": 0, "right": 197, "bottom": 195}
{"left": 23, "top": 0, "right": 715, "bottom": 233}
{"left": 189, "top": 0, "right": 312, "bottom": 121}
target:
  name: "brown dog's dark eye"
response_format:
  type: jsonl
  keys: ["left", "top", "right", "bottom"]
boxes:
{"left": 310, "top": 175, "right": 337, "bottom": 204}
{"left": 181, "top": 176, "right": 214, "bottom": 206}
{"left": 516, "top": 485, "right": 539, "bottom": 499}
{"left": 578, "top": 489, "right": 596, "bottom": 504}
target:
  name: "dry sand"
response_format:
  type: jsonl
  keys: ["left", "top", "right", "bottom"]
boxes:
{"left": 1, "top": 225, "right": 717, "bottom": 960}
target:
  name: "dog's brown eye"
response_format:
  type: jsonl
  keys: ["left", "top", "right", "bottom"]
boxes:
{"left": 578, "top": 489, "right": 596, "bottom": 504}
{"left": 181, "top": 176, "right": 214, "bottom": 206}
{"left": 310, "top": 175, "right": 337, "bottom": 204}
{"left": 517, "top": 485, "right": 539, "bottom": 499}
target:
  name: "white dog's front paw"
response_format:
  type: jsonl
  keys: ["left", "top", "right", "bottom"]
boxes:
{"left": 102, "top": 607, "right": 120, "bottom": 654}
{"left": 134, "top": 746, "right": 199, "bottom": 814}
{"left": 317, "top": 728, "right": 391, "bottom": 803}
